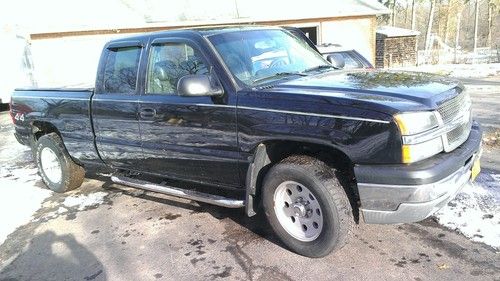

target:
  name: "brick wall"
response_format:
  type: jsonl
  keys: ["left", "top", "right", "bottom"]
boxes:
{"left": 376, "top": 34, "right": 417, "bottom": 68}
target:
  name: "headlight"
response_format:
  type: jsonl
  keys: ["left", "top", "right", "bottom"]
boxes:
{"left": 395, "top": 111, "right": 443, "bottom": 163}
{"left": 402, "top": 137, "right": 444, "bottom": 163}
{"left": 394, "top": 111, "right": 439, "bottom": 135}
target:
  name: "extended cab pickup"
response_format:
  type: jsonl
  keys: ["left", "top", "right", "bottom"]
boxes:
{"left": 11, "top": 26, "right": 482, "bottom": 257}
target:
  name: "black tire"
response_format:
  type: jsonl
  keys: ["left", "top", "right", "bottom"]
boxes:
{"left": 34, "top": 133, "right": 85, "bottom": 193}
{"left": 262, "top": 155, "right": 354, "bottom": 258}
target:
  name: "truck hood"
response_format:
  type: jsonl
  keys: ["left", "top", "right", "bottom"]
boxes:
{"left": 269, "top": 70, "right": 463, "bottom": 113}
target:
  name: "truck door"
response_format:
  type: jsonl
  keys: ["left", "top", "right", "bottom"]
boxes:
{"left": 92, "top": 41, "right": 144, "bottom": 168}
{"left": 138, "top": 38, "right": 240, "bottom": 187}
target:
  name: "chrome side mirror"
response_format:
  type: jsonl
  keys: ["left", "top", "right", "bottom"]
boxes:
{"left": 327, "top": 54, "right": 346, "bottom": 70}
{"left": 177, "top": 74, "right": 224, "bottom": 97}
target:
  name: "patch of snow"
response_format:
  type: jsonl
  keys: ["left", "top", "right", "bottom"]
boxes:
{"left": 0, "top": 114, "right": 53, "bottom": 246}
{"left": 0, "top": 163, "right": 39, "bottom": 183}
{"left": 63, "top": 192, "right": 108, "bottom": 211}
{"left": 434, "top": 172, "right": 500, "bottom": 249}
{"left": 0, "top": 140, "right": 32, "bottom": 164}
{"left": 0, "top": 178, "right": 52, "bottom": 246}
{"left": 395, "top": 63, "right": 500, "bottom": 78}
{"left": 377, "top": 26, "right": 420, "bottom": 37}
{"left": 56, "top": 206, "right": 68, "bottom": 214}
{"left": 37, "top": 206, "right": 70, "bottom": 221}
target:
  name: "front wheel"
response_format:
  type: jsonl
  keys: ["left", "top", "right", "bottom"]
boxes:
{"left": 34, "top": 133, "right": 85, "bottom": 193}
{"left": 262, "top": 155, "right": 354, "bottom": 257}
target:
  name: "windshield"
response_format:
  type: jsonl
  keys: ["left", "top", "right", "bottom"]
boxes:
{"left": 208, "top": 29, "right": 331, "bottom": 86}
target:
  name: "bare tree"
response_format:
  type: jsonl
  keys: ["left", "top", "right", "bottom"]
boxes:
{"left": 488, "top": 1, "right": 492, "bottom": 47}
{"left": 404, "top": 0, "right": 410, "bottom": 27}
{"left": 455, "top": 11, "right": 462, "bottom": 63}
{"left": 488, "top": 0, "right": 500, "bottom": 48}
{"left": 472, "top": 0, "right": 480, "bottom": 53}
{"left": 425, "top": 0, "right": 437, "bottom": 51}
{"left": 391, "top": 0, "right": 397, "bottom": 26}
{"left": 411, "top": 0, "right": 417, "bottom": 29}
{"left": 442, "top": 1, "right": 451, "bottom": 45}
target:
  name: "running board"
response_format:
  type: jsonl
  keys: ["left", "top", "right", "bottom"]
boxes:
{"left": 111, "top": 175, "right": 245, "bottom": 208}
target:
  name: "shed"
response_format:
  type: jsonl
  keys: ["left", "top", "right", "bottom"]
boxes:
{"left": 376, "top": 26, "right": 420, "bottom": 68}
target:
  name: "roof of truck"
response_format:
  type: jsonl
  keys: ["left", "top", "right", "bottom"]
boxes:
{"left": 108, "top": 25, "right": 279, "bottom": 43}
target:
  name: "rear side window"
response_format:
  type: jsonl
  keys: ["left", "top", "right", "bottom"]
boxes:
{"left": 103, "top": 47, "right": 141, "bottom": 94}
{"left": 147, "top": 43, "right": 208, "bottom": 95}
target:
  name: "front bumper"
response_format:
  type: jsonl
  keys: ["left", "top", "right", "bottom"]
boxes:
{"left": 355, "top": 122, "right": 482, "bottom": 224}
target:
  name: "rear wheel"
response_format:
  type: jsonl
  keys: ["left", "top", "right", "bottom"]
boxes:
{"left": 262, "top": 155, "right": 353, "bottom": 257}
{"left": 35, "top": 133, "right": 85, "bottom": 193}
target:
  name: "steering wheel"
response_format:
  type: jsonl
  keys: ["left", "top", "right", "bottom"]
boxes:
{"left": 226, "top": 54, "right": 250, "bottom": 80}
{"left": 270, "top": 58, "right": 288, "bottom": 68}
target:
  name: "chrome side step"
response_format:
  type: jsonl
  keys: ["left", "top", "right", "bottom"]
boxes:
{"left": 111, "top": 175, "right": 245, "bottom": 208}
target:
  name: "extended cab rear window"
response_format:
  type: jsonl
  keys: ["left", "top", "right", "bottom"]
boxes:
{"left": 103, "top": 47, "right": 141, "bottom": 94}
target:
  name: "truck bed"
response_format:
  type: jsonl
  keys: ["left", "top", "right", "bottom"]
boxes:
{"left": 11, "top": 88, "right": 100, "bottom": 163}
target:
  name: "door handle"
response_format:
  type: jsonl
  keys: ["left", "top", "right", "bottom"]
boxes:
{"left": 140, "top": 108, "right": 156, "bottom": 119}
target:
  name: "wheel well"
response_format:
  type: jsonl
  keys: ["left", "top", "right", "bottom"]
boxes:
{"left": 247, "top": 140, "right": 359, "bottom": 221}
{"left": 262, "top": 140, "right": 353, "bottom": 172}
{"left": 30, "top": 121, "right": 84, "bottom": 168}
{"left": 31, "top": 121, "right": 60, "bottom": 142}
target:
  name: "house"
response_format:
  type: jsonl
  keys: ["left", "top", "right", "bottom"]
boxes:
{"left": 6, "top": 0, "right": 389, "bottom": 86}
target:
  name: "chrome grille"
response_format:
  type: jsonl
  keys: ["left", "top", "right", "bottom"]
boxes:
{"left": 437, "top": 90, "right": 466, "bottom": 123}
{"left": 437, "top": 89, "right": 472, "bottom": 151}
{"left": 446, "top": 121, "right": 472, "bottom": 150}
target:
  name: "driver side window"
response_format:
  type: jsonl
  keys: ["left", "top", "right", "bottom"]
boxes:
{"left": 147, "top": 42, "right": 208, "bottom": 95}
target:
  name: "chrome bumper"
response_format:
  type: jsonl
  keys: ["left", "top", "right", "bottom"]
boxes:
{"left": 356, "top": 122, "right": 482, "bottom": 224}
{"left": 360, "top": 153, "right": 477, "bottom": 224}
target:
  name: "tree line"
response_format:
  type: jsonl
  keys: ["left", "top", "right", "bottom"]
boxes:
{"left": 378, "top": 0, "right": 499, "bottom": 53}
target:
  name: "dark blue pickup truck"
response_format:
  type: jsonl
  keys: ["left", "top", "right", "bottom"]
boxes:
{"left": 10, "top": 26, "right": 482, "bottom": 257}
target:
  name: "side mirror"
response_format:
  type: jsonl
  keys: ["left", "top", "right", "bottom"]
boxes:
{"left": 327, "top": 54, "right": 346, "bottom": 70}
{"left": 177, "top": 74, "right": 224, "bottom": 97}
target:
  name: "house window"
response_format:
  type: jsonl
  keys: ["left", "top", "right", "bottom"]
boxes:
{"left": 298, "top": 27, "right": 318, "bottom": 45}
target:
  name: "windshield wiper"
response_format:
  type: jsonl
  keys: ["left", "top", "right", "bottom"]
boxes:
{"left": 303, "top": 64, "right": 335, "bottom": 73}
{"left": 252, "top": 72, "right": 308, "bottom": 84}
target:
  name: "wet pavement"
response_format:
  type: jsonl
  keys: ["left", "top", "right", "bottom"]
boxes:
{"left": 0, "top": 174, "right": 498, "bottom": 281}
